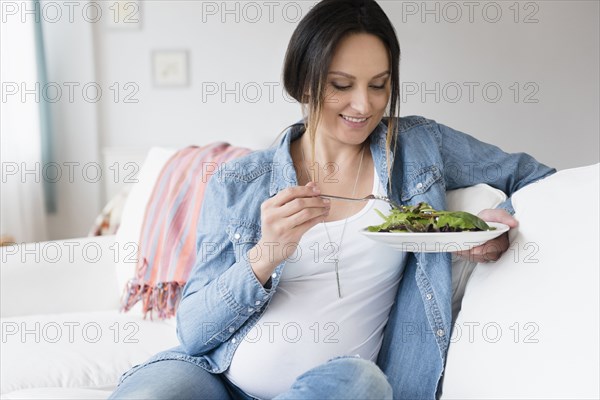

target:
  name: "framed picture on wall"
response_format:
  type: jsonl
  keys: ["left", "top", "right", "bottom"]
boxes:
{"left": 151, "top": 50, "right": 190, "bottom": 88}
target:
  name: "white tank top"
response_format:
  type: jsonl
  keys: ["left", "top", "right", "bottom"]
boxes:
{"left": 225, "top": 166, "right": 407, "bottom": 399}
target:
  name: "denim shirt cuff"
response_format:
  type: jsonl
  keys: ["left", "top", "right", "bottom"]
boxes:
{"left": 496, "top": 198, "right": 515, "bottom": 215}
{"left": 217, "top": 258, "right": 272, "bottom": 316}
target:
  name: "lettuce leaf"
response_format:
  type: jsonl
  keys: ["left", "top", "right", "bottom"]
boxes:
{"left": 367, "top": 202, "right": 494, "bottom": 233}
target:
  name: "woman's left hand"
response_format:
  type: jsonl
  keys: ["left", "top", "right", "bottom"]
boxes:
{"left": 455, "top": 209, "right": 518, "bottom": 263}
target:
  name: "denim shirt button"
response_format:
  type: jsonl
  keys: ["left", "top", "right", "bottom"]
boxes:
{"left": 436, "top": 329, "right": 445, "bottom": 337}
{"left": 247, "top": 307, "right": 254, "bottom": 313}
{"left": 232, "top": 338, "right": 237, "bottom": 344}
{"left": 255, "top": 300, "right": 261, "bottom": 306}
{"left": 233, "top": 233, "right": 241, "bottom": 240}
{"left": 271, "top": 272, "right": 277, "bottom": 279}
{"left": 426, "top": 293, "right": 433, "bottom": 300}
{"left": 416, "top": 182, "right": 424, "bottom": 189}
{"left": 228, "top": 327, "right": 235, "bottom": 333}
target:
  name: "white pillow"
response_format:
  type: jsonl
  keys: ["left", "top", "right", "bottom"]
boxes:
{"left": 446, "top": 184, "right": 508, "bottom": 321}
{"left": 446, "top": 183, "right": 508, "bottom": 215}
{"left": 113, "top": 147, "right": 176, "bottom": 313}
{"left": 442, "top": 164, "right": 600, "bottom": 399}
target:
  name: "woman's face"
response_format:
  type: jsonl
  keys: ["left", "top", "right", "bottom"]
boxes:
{"left": 318, "top": 33, "right": 391, "bottom": 145}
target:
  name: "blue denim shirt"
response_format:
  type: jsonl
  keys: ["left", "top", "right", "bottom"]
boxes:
{"left": 133, "top": 116, "right": 555, "bottom": 399}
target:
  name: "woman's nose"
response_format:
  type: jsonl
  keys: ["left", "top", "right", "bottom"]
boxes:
{"left": 349, "top": 87, "right": 371, "bottom": 115}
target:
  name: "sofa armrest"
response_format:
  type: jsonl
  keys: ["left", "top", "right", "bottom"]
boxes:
{"left": 1, "top": 235, "right": 120, "bottom": 318}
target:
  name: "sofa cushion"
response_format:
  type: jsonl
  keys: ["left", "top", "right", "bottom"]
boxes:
{"left": 1, "top": 388, "right": 111, "bottom": 399}
{"left": 442, "top": 164, "right": 600, "bottom": 399}
{"left": 0, "top": 311, "right": 178, "bottom": 394}
{"left": 1, "top": 236, "right": 119, "bottom": 318}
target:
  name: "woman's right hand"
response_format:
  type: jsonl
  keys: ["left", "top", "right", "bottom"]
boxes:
{"left": 248, "top": 182, "right": 330, "bottom": 285}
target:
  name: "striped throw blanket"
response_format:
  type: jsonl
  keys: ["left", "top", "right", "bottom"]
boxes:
{"left": 121, "top": 143, "right": 252, "bottom": 319}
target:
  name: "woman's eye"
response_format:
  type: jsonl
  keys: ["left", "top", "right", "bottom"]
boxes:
{"left": 331, "top": 83, "right": 386, "bottom": 90}
{"left": 332, "top": 83, "right": 351, "bottom": 90}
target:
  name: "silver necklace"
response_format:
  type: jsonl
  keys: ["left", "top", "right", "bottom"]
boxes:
{"left": 300, "top": 142, "right": 366, "bottom": 298}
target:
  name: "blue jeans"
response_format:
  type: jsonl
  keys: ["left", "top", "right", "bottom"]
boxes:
{"left": 109, "top": 356, "right": 392, "bottom": 399}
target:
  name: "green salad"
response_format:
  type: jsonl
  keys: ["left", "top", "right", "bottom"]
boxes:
{"left": 367, "top": 202, "right": 495, "bottom": 233}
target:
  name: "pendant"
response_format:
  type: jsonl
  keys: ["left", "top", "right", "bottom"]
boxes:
{"left": 334, "top": 258, "right": 342, "bottom": 298}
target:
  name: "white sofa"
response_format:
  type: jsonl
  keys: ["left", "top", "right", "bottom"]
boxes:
{"left": 1, "top": 147, "right": 598, "bottom": 400}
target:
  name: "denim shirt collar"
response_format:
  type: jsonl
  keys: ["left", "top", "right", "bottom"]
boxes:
{"left": 269, "top": 120, "right": 304, "bottom": 197}
{"left": 269, "top": 118, "right": 392, "bottom": 197}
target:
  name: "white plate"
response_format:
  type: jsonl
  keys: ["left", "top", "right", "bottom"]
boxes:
{"left": 360, "top": 222, "right": 510, "bottom": 253}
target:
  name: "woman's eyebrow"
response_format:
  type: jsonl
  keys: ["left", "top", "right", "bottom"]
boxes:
{"left": 328, "top": 70, "right": 390, "bottom": 79}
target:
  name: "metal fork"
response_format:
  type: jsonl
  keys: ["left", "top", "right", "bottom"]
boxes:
{"left": 319, "top": 193, "right": 400, "bottom": 209}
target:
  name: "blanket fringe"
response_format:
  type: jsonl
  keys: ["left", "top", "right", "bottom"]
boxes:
{"left": 120, "top": 280, "right": 183, "bottom": 320}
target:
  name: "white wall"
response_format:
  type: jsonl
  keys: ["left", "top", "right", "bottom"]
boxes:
{"left": 95, "top": 0, "right": 306, "bottom": 152}
{"left": 391, "top": 0, "right": 600, "bottom": 167}
{"left": 30, "top": 0, "right": 600, "bottom": 239}
{"left": 95, "top": 0, "right": 599, "bottom": 166}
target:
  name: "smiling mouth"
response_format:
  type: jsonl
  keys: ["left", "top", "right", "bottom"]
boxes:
{"left": 340, "top": 114, "right": 369, "bottom": 123}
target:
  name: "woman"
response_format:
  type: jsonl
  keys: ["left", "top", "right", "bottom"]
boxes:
{"left": 110, "top": 0, "right": 555, "bottom": 398}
